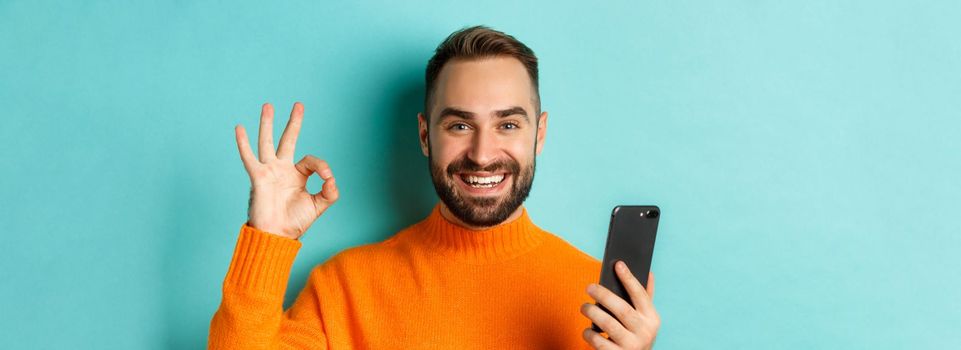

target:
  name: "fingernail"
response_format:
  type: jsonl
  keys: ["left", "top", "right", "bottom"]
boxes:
{"left": 616, "top": 261, "right": 626, "bottom": 271}
{"left": 586, "top": 284, "right": 596, "bottom": 294}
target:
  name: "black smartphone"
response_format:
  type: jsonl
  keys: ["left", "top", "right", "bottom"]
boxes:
{"left": 591, "top": 205, "right": 660, "bottom": 333}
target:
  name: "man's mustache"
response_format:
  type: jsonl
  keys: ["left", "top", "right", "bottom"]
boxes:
{"left": 445, "top": 157, "right": 520, "bottom": 177}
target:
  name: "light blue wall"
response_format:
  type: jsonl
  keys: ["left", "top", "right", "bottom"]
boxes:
{"left": 1, "top": 1, "right": 958, "bottom": 348}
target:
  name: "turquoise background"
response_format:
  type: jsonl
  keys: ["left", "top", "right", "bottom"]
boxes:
{"left": 1, "top": 1, "right": 959, "bottom": 348}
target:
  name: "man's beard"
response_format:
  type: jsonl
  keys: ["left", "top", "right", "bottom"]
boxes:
{"left": 428, "top": 152, "right": 535, "bottom": 227}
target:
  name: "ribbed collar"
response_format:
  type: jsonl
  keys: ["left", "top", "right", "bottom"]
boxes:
{"left": 403, "top": 203, "right": 549, "bottom": 263}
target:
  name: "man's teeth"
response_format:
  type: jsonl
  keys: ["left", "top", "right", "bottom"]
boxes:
{"left": 463, "top": 174, "right": 505, "bottom": 188}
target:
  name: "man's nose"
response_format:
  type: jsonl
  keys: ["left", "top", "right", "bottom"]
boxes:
{"left": 467, "top": 129, "right": 498, "bottom": 167}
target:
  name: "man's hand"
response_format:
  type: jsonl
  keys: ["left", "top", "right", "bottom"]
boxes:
{"left": 580, "top": 261, "right": 660, "bottom": 349}
{"left": 235, "top": 102, "right": 339, "bottom": 240}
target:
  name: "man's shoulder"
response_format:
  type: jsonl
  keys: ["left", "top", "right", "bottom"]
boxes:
{"left": 531, "top": 228, "right": 603, "bottom": 289}
{"left": 537, "top": 227, "right": 602, "bottom": 268}
{"left": 314, "top": 224, "right": 417, "bottom": 272}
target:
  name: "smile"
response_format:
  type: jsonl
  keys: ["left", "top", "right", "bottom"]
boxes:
{"left": 455, "top": 172, "right": 510, "bottom": 194}
{"left": 459, "top": 173, "right": 505, "bottom": 188}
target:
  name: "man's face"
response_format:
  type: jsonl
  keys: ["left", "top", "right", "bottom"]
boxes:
{"left": 418, "top": 56, "right": 548, "bottom": 227}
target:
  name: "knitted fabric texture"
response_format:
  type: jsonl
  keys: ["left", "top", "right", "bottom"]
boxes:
{"left": 209, "top": 203, "right": 601, "bottom": 349}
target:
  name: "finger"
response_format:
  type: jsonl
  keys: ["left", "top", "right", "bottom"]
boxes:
{"left": 276, "top": 102, "right": 304, "bottom": 160}
{"left": 258, "top": 102, "right": 276, "bottom": 162}
{"left": 294, "top": 155, "right": 338, "bottom": 211}
{"left": 580, "top": 302, "right": 631, "bottom": 345}
{"left": 582, "top": 327, "right": 617, "bottom": 350}
{"left": 295, "top": 155, "right": 333, "bottom": 180}
{"left": 615, "top": 260, "right": 655, "bottom": 316}
{"left": 648, "top": 272, "right": 656, "bottom": 300}
{"left": 234, "top": 125, "right": 258, "bottom": 172}
{"left": 318, "top": 176, "right": 339, "bottom": 203}
{"left": 587, "top": 282, "right": 642, "bottom": 331}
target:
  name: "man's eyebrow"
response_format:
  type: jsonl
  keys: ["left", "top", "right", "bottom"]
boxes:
{"left": 437, "top": 107, "right": 475, "bottom": 120}
{"left": 495, "top": 106, "right": 529, "bottom": 122}
{"left": 436, "top": 106, "right": 530, "bottom": 124}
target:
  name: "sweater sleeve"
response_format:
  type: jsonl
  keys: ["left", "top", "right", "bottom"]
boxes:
{"left": 209, "top": 224, "right": 329, "bottom": 350}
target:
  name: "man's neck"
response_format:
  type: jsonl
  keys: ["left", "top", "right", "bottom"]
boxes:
{"left": 438, "top": 202, "right": 525, "bottom": 231}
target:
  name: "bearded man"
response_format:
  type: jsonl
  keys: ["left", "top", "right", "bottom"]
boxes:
{"left": 210, "top": 25, "right": 660, "bottom": 349}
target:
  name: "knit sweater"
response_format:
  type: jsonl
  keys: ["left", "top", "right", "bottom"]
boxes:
{"left": 209, "top": 203, "right": 602, "bottom": 349}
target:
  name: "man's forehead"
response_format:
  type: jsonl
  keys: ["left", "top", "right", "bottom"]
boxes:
{"left": 432, "top": 56, "right": 536, "bottom": 116}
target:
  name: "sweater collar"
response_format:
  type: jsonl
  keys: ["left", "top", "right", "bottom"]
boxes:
{"left": 408, "top": 202, "right": 548, "bottom": 263}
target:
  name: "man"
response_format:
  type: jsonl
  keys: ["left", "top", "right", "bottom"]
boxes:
{"left": 210, "top": 25, "right": 660, "bottom": 349}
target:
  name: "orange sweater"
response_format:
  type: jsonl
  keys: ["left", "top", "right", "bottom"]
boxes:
{"left": 209, "top": 203, "right": 601, "bottom": 349}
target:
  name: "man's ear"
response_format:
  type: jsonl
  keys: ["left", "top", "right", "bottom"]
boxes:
{"left": 418, "top": 112, "right": 429, "bottom": 157}
{"left": 535, "top": 111, "right": 548, "bottom": 156}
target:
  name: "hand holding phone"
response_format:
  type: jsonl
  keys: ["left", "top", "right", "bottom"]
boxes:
{"left": 582, "top": 260, "right": 660, "bottom": 348}
{"left": 584, "top": 205, "right": 660, "bottom": 336}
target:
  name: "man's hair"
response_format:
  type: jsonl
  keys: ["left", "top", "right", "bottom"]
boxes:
{"left": 424, "top": 25, "right": 540, "bottom": 120}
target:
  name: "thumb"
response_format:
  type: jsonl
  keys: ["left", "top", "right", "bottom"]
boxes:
{"left": 294, "top": 155, "right": 340, "bottom": 214}
{"left": 312, "top": 176, "right": 339, "bottom": 213}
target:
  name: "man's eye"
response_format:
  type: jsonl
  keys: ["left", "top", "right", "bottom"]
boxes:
{"left": 502, "top": 122, "right": 519, "bottom": 130}
{"left": 449, "top": 123, "right": 470, "bottom": 131}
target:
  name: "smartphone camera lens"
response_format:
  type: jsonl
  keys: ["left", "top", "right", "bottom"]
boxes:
{"left": 645, "top": 209, "right": 659, "bottom": 219}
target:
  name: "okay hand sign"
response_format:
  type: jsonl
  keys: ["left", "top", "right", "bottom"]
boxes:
{"left": 234, "top": 102, "right": 339, "bottom": 240}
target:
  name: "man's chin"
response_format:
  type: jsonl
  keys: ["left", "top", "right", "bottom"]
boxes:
{"left": 454, "top": 208, "right": 509, "bottom": 227}
{"left": 463, "top": 200, "right": 503, "bottom": 213}
{"left": 446, "top": 193, "right": 511, "bottom": 224}
{"left": 456, "top": 200, "right": 499, "bottom": 215}
{"left": 456, "top": 188, "right": 506, "bottom": 205}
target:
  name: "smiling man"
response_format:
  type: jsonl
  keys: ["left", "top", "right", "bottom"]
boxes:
{"left": 424, "top": 55, "right": 538, "bottom": 230}
{"left": 210, "top": 26, "right": 660, "bottom": 349}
